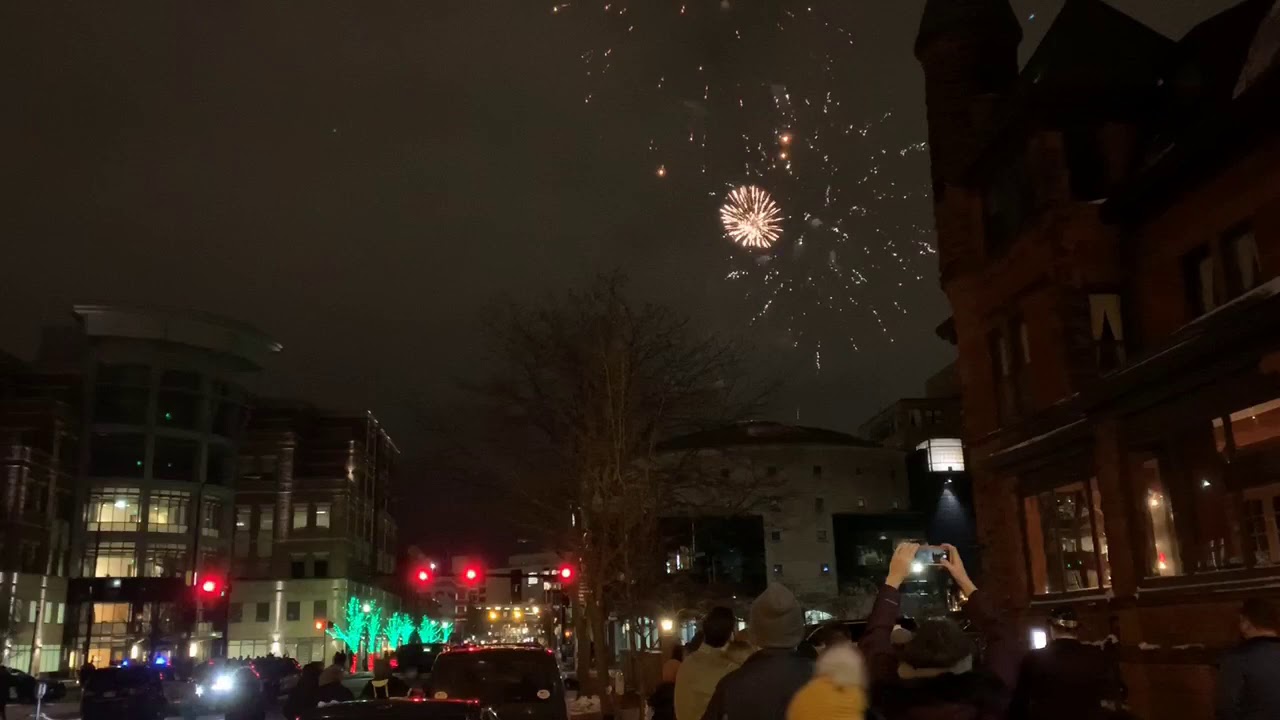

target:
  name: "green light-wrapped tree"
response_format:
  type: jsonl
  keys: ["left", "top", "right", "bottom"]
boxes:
{"left": 416, "top": 616, "right": 453, "bottom": 644}
{"left": 365, "top": 604, "right": 385, "bottom": 657}
{"left": 325, "top": 597, "right": 368, "bottom": 658}
{"left": 385, "top": 612, "right": 415, "bottom": 650}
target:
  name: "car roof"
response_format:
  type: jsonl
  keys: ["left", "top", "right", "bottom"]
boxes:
{"left": 303, "top": 698, "right": 480, "bottom": 720}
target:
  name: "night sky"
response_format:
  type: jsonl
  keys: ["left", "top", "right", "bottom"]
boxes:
{"left": 1, "top": 1, "right": 1239, "bottom": 554}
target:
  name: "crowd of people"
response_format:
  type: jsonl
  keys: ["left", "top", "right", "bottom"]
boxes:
{"left": 652, "top": 542, "right": 1280, "bottom": 720}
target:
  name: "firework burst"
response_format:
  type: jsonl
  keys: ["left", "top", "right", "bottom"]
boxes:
{"left": 720, "top": 185, "right": 782, "bottom": 249}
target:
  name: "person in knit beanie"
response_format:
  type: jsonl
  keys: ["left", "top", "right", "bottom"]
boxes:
{"left": 786, "top": 642, "right": 868, "bottom": 720}
{"left": 699, "top": 584, "right": 813, "bottom": 720}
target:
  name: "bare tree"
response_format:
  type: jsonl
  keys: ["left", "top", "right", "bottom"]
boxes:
{"left": 465, "top": 272, "right": 773, "bottom": 700}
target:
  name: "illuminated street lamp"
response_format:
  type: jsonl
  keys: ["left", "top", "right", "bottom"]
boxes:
{"left": 659, "top": 618, "right": 674, "bottom": 633}
{"left": 362, "top": 602, "right": 372, "bottom": 613}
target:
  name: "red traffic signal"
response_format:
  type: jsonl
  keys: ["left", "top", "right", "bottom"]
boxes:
{"left": 558, "top": 565, "right": 575, "bottom": 583}
{"left": 416, "top": 569, "right": 431, "bottom": 583}
{"left": 200, "top": 578, "right": 220, "bottom": 594}
{"left": 463, "top": 567, "right": 481, "bottom": 584}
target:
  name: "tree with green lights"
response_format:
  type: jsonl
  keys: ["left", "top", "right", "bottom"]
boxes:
{"left": 365, "top": 603, "right": 385, "bottom": 656}
{"left": 417, "top": 616, "right": 452, "bottom": 644}
{"left": 325, "top": 597, "right": 369, "bottom": 656}
{"left": 385, "top": 611, "right": 416, "bottom": 650}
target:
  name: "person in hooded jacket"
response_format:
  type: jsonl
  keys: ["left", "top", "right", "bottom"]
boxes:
{"left": 315, "top": 665, "right": 354, "bottom": 706}
{"left": 860, "top": 542, "right": 1020, "bottom": 720}
{"left": 360, "top": 658, "right": 410, "bottom": 700}
{"left": 283, "top": 662, "right": 323, "bottom": 720}
{"left": 1009, "top": 607, "right": 1123, "bottom": 720}
{"left": 699, "top": 583, "right": 814, "bottom": 720}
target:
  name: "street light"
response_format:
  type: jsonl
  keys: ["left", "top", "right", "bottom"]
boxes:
{"left": 362, "top": 602, "right": 372, "bottom": 613}
{"left": 659, "top": 618, "right": 674, "bottom": 633}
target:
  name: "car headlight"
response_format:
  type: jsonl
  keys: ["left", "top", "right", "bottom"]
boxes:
{"left": 195, "top": 685, "right": 205, "bottom": 697}
{"left": 211, "top": 675, "right": 234, "bottom": 692}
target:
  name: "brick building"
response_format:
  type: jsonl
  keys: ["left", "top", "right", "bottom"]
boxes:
{"left": 915, "top": 1, "right": 1280, "bottom": 717}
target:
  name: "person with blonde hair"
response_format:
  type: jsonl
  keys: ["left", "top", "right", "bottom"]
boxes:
{"left": 786, "top": 642, "right": 868, "bottom": 720}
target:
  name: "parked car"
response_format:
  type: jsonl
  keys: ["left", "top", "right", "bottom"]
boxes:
{"left": 430, "top": 647, "right": 567, "bottom": 720}
{"left": 187, "top": 661, "right": 264, "bottom": 717}
{"left": 81, "top": 666, "right": 169, "bottom": 720}
{"left": 4, "top": 667, "right": 67, "bottom": 703}
{"left": 251, "top": 656, "right": 301, "bottom": 699}
{"left": 302, "top": 698, "right": 496, "bottom": 720}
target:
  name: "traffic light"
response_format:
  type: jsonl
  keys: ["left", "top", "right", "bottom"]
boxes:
{"left": 200, "top": 578, "right": 221, "bottom": 595}
{"left": 557, "top": 565, "right": 576, "bottom": 583}
{"left": 462, "top": 567, "right": 481, "bottom": 585}
{"left": 416, "top": 568, "right": 431, "bottom": 583}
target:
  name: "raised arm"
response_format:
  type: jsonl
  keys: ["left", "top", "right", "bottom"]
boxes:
{"left": 939, "top": 543, "right": 1021, "bottom": 691}
{"left": 860, "top": 543, "right": 919, "bottom": 686}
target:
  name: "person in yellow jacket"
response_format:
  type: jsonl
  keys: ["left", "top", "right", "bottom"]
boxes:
{"left": 785, "top": 641, "right": 868, "bottom": 720}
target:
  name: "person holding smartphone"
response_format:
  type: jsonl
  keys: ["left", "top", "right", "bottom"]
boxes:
{"left": 858, "top": 542, "right": 1021, "bottom": 720}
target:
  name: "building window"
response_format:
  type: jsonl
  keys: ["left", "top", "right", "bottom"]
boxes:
{"left": 766, "top": 466, "right": 778, "bottom": 477}
{"left": 313, "top": 600, "right": 326, "bottom": 620}
{"left": 917, "top": 438, "right": 965, "bottom": 472}
{"left": 770, "top": 530, "right": 782, "bottom": 543}
{"left": 1224, "top": 226, "right": 1261, "bottom": 297}
{"left": 233, "top": 505, "right": 251, "bottom": 558}
{"left": 315, "top": 503, "right": 331, "bottom": 529}
{"left": 93, "top": 386, "right": 151, "bottom": 425}
{"left": 87, "top": 487, "right": 141, "bottom": 531}
{"left": 983, "top": 154, "right": 1033, "bottom": 257}
{"left": 817, "top": 530, "right": 828, "bottom": 542}
{"left": 815, "top": 497, "right": 825, "bottom": 514}
{"left": 1022, "top": 478, "right": 1111, "bottom": 594}
{"left": 1183, "top": 244, "right": 1216, "bottom": 316}
{"left": 1134, "top": 454, "right": 1184, "bottom": 576}
{"left": 157, "top": 389, "right": 202, "bottom": 431}
{"left": 255, "top": 602, "right": 270, "bottom": 622}
{"left": 290, "top": 559, "right": 305, "bottom": 578}
{"left": 200, "top": 500, "right": 222, "bottom": 538}
{"left": 257, "top": 505, "right": 274, "bottom": 558}
{"left": 1089, "top": 294, "right": 1126, "bottom": 371}
{"left": 88, "top": 434, "right": 146, "bottom": 478}
{"left": 292, "top": 503, "right": 308, "bottom": 530}
{"left": 314, "top": 558, "right": 329, "bottom": 578}
{"left": 82, "top": 542, "right": 137, "bottom": 578}
{"left": 229, "top": 603, "right": 243, "bottom": 623}
{"left": 153, "top": 438, "right": 200, "bottom": 481}
{"left": 286, "top": 601, "right": 300, "bottom": 622}
{"left": 143, "top": 543, "right": 188, "bottom": 578}
{"left": 147, "top": 491, "right": 190, "bottom": 533}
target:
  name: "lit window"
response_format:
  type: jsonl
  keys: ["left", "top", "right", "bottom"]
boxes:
{"left": 315, "top": 503, "right": 331, "bottom": 529}
{"left": 1022, "top": 478, "right": 1110, "bottom": 593}
{"left": 201, "top": 500, "right": 222, "bottom": 538}
{"left": 143, "top": 543, "right": 187, "bottom": 578}
{"left": 257, "top": 505, "right": 274, "bottom": 558}
{"left": 83, "top": 542, "right": 137, "bottom": 578}
{"left": 1135, "top": 455, "right": 1182, "bottom": 577}
{"left": 917, "top": 438, "right": 965, "bottom": 472}
{"left": 86, "top": 488, "right": 141, "bottom": 532}
{"left": 148, "top": 491, "right": 191, "bottom": 533}
{"left": 292, "top": 503, "right": 308, "bottom": 530}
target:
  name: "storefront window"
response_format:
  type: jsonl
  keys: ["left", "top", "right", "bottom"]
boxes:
{"left": 1135, "top": 455, "right": 1183, "bottom": 576}
{"left": 1023, "top": 479, "right": 1110, "bottom": 594}
{"left": 87, "top": 487, "right": 142, "bottom": 531}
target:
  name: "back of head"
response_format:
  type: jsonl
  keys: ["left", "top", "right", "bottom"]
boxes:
{"left": 373, "top": 657, "right": 392, "bottom": 680}
{"left": 815, "top": 643, "right": 866, "bottom": 690}
{"left": 703, "top": 606, "right": 736, "bottom": 649}
{"left": 902, "top": 618, "right": 973, "bottom": 673}
{"left": 750, "top": 583, "right": 804, "bottom": 649}
{"left": 1242, "top": 598, "right": 1280, "bottom": 635}
{"left": 319, "top": 665, "right": 343, "bottom": 687}
{"left": 332, "top": 651, "right": 346, "bottom": 667}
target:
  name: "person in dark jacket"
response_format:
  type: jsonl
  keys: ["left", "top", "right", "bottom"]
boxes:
{"left": 359, "top": 658, "right": 409, "bottom": 699}
{"left": 860, "top": 543, "right": 1020, "bottom": 720}
{"left": 315, "top": 665, "right": 354, "bottom": 705}
{"left": 283, "top": 662, "right": 323, "bottom": 719}
{"left": 700, "top": 583, "right": 814, "bottom": 720}
{"left": 1216, "top": 597, "right": 1280, "bottom": 720}
{"left": 1009, "top": 606, "right": 1122, "bottom": 720}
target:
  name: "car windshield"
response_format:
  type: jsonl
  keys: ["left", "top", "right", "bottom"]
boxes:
{"left": 431, "top": 651, "right": 558, "bottom": 705}
{"left": 86, "top": 668, "right": 154, "bottom": 691}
